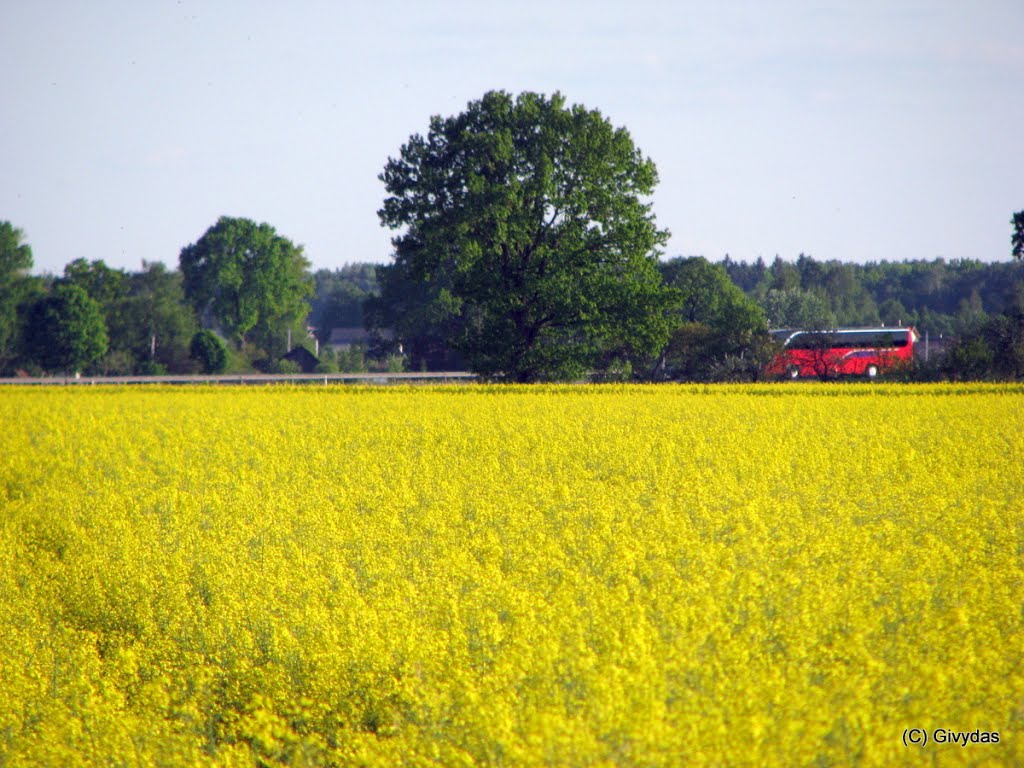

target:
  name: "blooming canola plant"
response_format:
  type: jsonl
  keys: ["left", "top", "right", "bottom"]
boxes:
{"left": 0, "top": 384, "right": 1021, "bottom": 766}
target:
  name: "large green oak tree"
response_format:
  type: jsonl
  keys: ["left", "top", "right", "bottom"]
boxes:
{"left": 374, "top": 90, "right": 678, "bottom": 381}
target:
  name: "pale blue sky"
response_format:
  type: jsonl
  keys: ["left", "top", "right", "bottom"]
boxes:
{"left": 3, "top": 0, "right": 1023, "bottom": 274}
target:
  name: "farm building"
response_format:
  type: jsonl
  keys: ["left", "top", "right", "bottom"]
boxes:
{"left": 280, "top": 346, "right": 319, "bottom": 373}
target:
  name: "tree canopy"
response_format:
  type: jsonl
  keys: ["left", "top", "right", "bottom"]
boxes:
{"left": 61, "top": 258, "right": 127, "bottom": 309}
{"left": 375, "top": 90, "right": 676, "bottom": 381}
{"left": 308, "top": 266, "right": 378, "bottom": 344}
{"left": 656, "top": 257, "right": 770, "bottom": 379}
{"left": 190, "top": 329, "right": 229, "bottom": 374}
{"left": 24, "top": 284, "right": 108, "bottom": 374}
{"left": 661, "top": 257, "right": 765, "bottom": 331}
{"left": 1013, "top": 210, "right": 1024, "bottom": 261}
{"left": 179, "top": 217, "right": 313, "bottom": 355}
{"left": 119, "top": 262, "right": 198, "bottom": 374}
{"left": 0, "top": 222, "right": 35, "bottom": 371}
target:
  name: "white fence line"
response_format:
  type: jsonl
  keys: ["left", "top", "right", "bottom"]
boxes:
{"left": 0, "top": 372, "right": 479, "bottom": 386}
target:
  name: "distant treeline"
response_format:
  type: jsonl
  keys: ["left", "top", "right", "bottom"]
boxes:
{"left": 312, "top": 256, "right": 1024, "bottom": 380}
{"left": 720, "top": 254, "right": 1024, "bottom": 339}
{"left": 2, "top": 217, "right": 1022, "bottom": 380}
{"left": 314, "top": 257, "right": 1024, "bottom": 341}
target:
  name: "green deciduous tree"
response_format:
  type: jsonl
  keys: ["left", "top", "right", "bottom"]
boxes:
{"left": 662, "top": 257, "right": 766, "bottom": 330}
{"left": 179, "top": 217, "right": 313, "bottom": 356}
{"left": 941, "top": 285, "right": 1024, "bottom": 381}
{"left": 61, "top": 258, "right": 127, "bottom": 309}
{"left": 309, "top": 266, "right": 377, "bottom": 345}
{"left": 760, "top": 288, "right": 837, "bottom": 330}
{"left": 121, "top": 263, "right": 199, "bottom": 374}
{"left": 375, "top": 90, "right": 676, "bottom": 382}
{"left": 58, "top": 258, "right": 129, "bottom": 373}
{"left": 656, "top": 257, "right": 769, "bottom": 380}
{"left": 189, "top": 329, "right": 228, "bottom": 374}
{"left": 0, "top": 222, "right": 35, "bottom": 372}
{"left": 1013, "top": 210, "right": 1024, "bottom": 261}
{"left": 24, "top": 284, "right": 108, "bottom": 374}
{"left": 985, "top": 305, "right": 1024, "bottom": 378}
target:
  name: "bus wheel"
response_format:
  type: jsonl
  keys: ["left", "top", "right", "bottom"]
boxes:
{"left": 865, "top": 364, "right": 879, "bottom": 378}
{"left": 787, "top": 365, "right": 800, "bottom": 379}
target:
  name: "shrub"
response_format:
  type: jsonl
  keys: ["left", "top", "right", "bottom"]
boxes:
{"left": 274, "top": 359, "right": 301, "bottom": 375}
{"left": 189, "top": 330, "right": 228, "bottom": 374}
{"left": 336, "top": 346, "right": 367, "bottom": 373}
{"left": 135, "top": 359, "right": 167, "bottom": 376}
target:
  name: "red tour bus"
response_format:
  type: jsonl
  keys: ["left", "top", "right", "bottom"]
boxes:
{"left": 768, "top": 327, "right": 919, "bottom": 379}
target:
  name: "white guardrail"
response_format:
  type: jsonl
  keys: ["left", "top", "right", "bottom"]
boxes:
{"left": 0, "top": 372, "right": 479, "bottom": 386}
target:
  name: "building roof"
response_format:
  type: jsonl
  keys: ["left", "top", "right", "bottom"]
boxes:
{"left": 281, "top": 346, "right": 320, "bottom": 373}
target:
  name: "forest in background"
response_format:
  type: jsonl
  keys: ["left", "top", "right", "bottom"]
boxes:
{"left": 720, "top": 254, "right": 1024, "bottom": 338}
{"left": 2, "top": 223, "right": 1022, "bottom": 382}
{"left": 308, "top": 255, "right": 1024, "bottom": 348}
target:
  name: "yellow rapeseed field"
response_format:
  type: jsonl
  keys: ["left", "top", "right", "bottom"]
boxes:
{"left": 0, "top": 383, "right": 1021, "bottom": 767}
